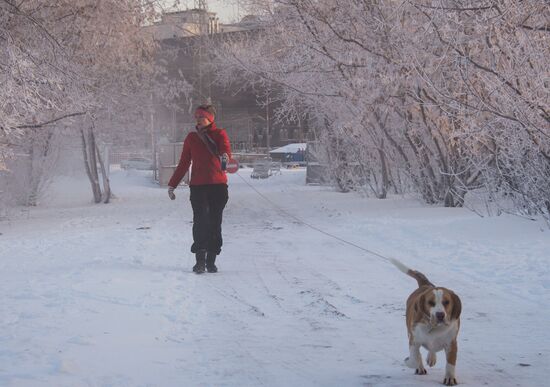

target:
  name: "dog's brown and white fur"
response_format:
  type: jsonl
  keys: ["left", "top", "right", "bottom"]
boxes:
{"left": 390, "top": 258, "right": 462, "bottom": 386}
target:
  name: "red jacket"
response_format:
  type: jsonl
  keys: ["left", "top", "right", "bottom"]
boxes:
{"left": 168, "top": 123, "right": 232, "bottom": 187}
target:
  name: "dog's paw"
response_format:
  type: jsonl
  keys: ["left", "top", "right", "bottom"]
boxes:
{"left": 443, "top": 376, "right": 458, "bottom": 385}
{"left": 404, "top": 356, "right": 417, "bottom": 369}
{"left": 415, "top": 366, "right": 427, "bottom": 375}
{"left": 426, "top": 352, "right": 437, "bottom": 367}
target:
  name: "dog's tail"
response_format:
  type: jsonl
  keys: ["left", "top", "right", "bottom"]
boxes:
{"left": 389, "top": 258, "right": 434, "bottom": 288}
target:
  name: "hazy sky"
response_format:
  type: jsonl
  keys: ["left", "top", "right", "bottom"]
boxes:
{"left": 162, "top": 0, "right": 243, "bottom": 23}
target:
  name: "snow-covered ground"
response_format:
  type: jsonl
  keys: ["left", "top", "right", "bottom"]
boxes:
{"left": 0, "top": 168, "right": 548, "bottom": 387}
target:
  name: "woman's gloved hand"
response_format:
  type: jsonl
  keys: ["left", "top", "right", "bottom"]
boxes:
{"left": 168, "top": 186, "right": 176, "bottom": 200}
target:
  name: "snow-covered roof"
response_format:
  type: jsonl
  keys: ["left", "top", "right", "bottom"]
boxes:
{"left": 269, "top": 143, "right": 307, "bottom": 154}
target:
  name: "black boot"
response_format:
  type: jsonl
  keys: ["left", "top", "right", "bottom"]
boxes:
{"left": 193, "top": 250, "right": 206, "bottom": 274}
{"left": 206, "top": 251, "right": 218, "bottom": 273}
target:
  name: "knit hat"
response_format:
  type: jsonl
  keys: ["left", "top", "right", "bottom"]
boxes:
{"left": 195, "top": 105, "right": 215, "bottom": 123}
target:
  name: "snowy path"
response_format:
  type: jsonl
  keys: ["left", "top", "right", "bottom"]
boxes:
{"left": 0, "top": 169, "right": 548, "bottom": 387}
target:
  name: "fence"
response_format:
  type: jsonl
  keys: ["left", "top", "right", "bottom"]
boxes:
{"left": 109, "top": 149, "right": 152, "bottom": 165}
{"left": 157, "top": 142, "right": 190, "bottom": 186}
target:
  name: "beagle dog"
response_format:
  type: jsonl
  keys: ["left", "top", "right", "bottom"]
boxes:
{"left": 390, "top": 258, "right": 462, "bottom": 386}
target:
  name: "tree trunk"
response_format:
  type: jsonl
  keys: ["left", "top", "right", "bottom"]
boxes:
{"left": 378, "top": 140, "right": 389, "bottom": 199}
{"left": 26, "top": 129, "right": 56, "bottom": 206}
{"left": 81, "top": 127, "right": 102, "bottom": 203}
{"left": 444, "top": 190, "right": 455, "bottom": 207}
{"left": 26, "top": 138, "right": 38, "bottom": 206}
{"left": 96, "top": 144, "right": 112, "bottom": 203}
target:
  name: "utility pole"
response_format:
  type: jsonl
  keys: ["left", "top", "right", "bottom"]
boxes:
{"left": 265, "top": 90, "right": 270, "bottom": 154}
{"left": 195, "top": 0, "right": 210, "bottom": 103}
{"left": 150, "top": 93, "right": 157, "bottom": 181}
{"left": 171, "top": 107, "right": 176, "bottom": 142}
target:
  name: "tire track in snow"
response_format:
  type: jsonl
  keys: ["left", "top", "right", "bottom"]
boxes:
{"left": 228, "top": 180, "right": 544, "bottom": 386}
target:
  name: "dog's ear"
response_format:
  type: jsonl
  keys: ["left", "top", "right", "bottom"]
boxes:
{"left": 450, "top": 291, "right": 462, "bottom": 320}
{"left": 415, "top": 292, "right": 426, "bottom": 313}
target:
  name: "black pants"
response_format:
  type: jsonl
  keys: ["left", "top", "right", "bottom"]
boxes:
{"left": 189, "top": 184, "right": 228, "bottom": 255}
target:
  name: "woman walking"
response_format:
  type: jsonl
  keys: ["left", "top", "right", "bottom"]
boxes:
{"left": 167, "top": 105, "right": 231, "bottom": 274}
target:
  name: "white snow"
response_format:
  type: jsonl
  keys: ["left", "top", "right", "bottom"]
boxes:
{"left": 269, "top": 143, "right": 307, "bottom": 154}
{"left": 0, "top": 168, "right": 548, "bottom": 387}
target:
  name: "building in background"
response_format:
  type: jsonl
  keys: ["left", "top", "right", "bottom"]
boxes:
{"left": 141, "top": 8, "right": 315, "bottom": 184}
{"left": 146, "top": 9, "right": 312, "bottom": 151}
{"left": 145, "top": 9, "right": 220, "bottom": 40}
{"left": 269, "top": 143, "right": 307, "bottom": 163}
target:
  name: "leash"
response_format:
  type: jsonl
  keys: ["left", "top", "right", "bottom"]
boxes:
{"left": 234, "top": 171, "right": 394, "bottom": 264}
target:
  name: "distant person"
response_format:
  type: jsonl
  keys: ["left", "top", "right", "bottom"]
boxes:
{"left": 167, "top": 105, "right": 232, "bottom": 274}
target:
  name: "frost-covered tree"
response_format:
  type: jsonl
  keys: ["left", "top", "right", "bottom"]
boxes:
{"left": 212, "top": 0, "right": 550, "bottom": 221}
{"left": 407, "top": 1, "right": 550, "bottom": 214}
{"left": 1, "top": 0, "right": 161, "bottom": 204}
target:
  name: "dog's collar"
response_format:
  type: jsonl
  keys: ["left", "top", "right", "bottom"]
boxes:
{"left": 427, "top": 319, "right": 437, "bottom": 331}
{"left": 427, "top": 316, "right": 451, "bottom": 332}
{"left": 421, "top": 312, "right": 440, "bottom": 331}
